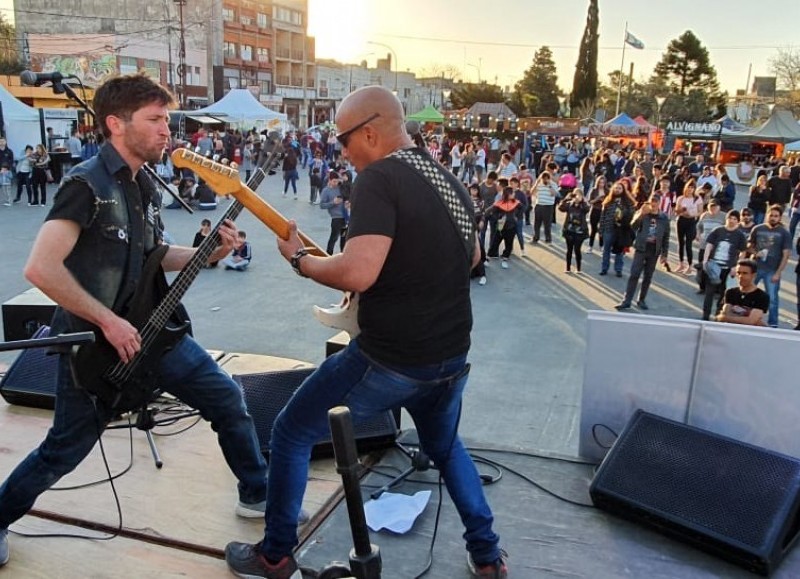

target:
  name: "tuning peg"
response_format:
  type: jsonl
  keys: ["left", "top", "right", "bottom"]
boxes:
{"left": 212, "top": 154, "right": 221, "bottom": 162}
{"left": 230, "top": 162, "right": 239, "bottom": 169}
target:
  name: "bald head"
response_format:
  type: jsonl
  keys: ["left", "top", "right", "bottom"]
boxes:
{"left": 336, "top": 86, "right": 412, "bottom": 168}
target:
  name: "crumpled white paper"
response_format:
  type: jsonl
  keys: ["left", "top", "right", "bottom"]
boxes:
{"left": 363, "top": 490, "right": 432, "bottom": 533}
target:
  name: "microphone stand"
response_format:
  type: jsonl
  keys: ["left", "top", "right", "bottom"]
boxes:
{"left": 57, "top": 80, "right": 194, "bottom": 214}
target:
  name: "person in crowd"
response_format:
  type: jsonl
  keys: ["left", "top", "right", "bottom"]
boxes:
{"left": 614, "top": 193, "right": 670, "bottom": 311}
{"left": 599, "top": 180, "right": 636, "bottom": 277}
{"left": 788, "top": 181, "right": 800, "bottom": 242}
{"left": 688, "top": 154, "right": 705, "bottom": 178}
{"left": 281, "top": 144, "right": 299, "bottom": 198}
{"left": 319, "top": 171, "right": 347, "bottom": 254}
{"left": 13, "top": 145, "right": 33, "bottom": 204}
{"left": 193, "top": 218, "right": 219, "bottom": 268}
{"left": 497, "top": 152, "right": 517, "bottom": 179}
{"left": 696, "top": 165, "right": 718, "bottom": 195}
{"left": 0, "top": 138, "right": 13, "bottom": 171}
{"left": 558, "top": 188, "right": 590, "bottom": 273}
{"left": 713, "top": 173, "right": 736, "bottom": 212}
{"left": 468, "top": 183, "right": 488, "bottom": 285}
{"left": 531, "top": 170, "right": 559, "bottom": 243}
{"left": 701, "top": 210, "right": 748, "bottom": 321}
{"left": 768, "top": 165, "right": 792, "bottom": 212}
{"left": 695, "top": 200, "right": 727, "bottom": 292}
{"left": 80, "top": 133, "right": 100, "bottom": 161}
{"left": 674, "top": 179, "right": 704, "bottom": 274}
{"left": 225, "top": 85, "right": 506, "bottom": 579}
{"left": 0, "top": 74, "right": 273, "bottom": 570}
{"left": 486, "top": 185, "right": 523, "bottom": 269}
{"left": 748, "top": 174, "right": 771, "bottom": 225}
{"left": 739, "top": 207, "right": 756, "bottom": 236}
{"left": 194, "top": 178, "right": 218, "bottom": 211}
{"left": 586, "top": 175, "right": 607, "bottom": 255}
{"left": 450, "top": 139, "right": 462, "bottom": 176}
{"left": 509, "top": 176, "right": 528, "bottom": 253}
{"left": 654, "top": 175, "right": 676, "bottom": 222}
{"left": 473, "top": 141, "right": 486, "bottom": 182}
{"left": 221, "top": 230, "right": 252, "bottom": 271}
{"left": 748, "top": 204, "right": 792, "bottom": 328}
{"left": 66, "top": 129, "right": 83, "bottom": 169}
{"left": 716, "top": 259, "right": 769, "bottom": 326}
{"left": 459, "top": 141, "right": 476, "bottom": 184}
{"left": 30, "top": 144, "right": 51, "bottom": 206}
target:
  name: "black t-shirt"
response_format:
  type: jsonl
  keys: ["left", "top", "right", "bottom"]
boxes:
{"left": 347, "top": 150, "right": 472, "bottom": 365}
{"left": 768, "top": 176, "right": 792, "bottom": 205}
{"left": 706, "top": 227, "right": 747, "bottom": 269}
{"left": 722, "top": 287, "right": 769, "bottom": 319}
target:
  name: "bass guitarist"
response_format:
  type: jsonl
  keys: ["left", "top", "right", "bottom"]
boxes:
{"left": 0, "top": 74, "right": 272, "bottom": 568}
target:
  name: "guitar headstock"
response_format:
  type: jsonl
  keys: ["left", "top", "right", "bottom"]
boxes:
{"left": 171, "top": 148, "right": 241, "bottom": 195}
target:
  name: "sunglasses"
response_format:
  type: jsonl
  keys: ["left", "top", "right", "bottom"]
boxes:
{"left": 335, "top": 112, "right": 381, "bottom": 147}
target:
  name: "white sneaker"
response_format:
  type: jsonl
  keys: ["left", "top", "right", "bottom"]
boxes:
{"left": 585, "top": 247, "right": 593, "bottom": 254}
{"left": 478, "top": 276, "right": 487, "bottom": 285}
{"left": 501, "top": 260, "right": 509, "bottom": 269}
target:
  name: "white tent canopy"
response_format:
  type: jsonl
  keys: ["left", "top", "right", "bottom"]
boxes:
{"left": 0, "top": 84, "right": 42, "bottom": 155}
{"left": 184, "top": 89, "right": 288, "bottom": 132}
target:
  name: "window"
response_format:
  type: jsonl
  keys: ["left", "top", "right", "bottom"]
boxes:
{"left": 224, "top": 42, "right": 237, "bottom": 59}
{"left": 240, "top": 15, "right": 253, "bottom": 26}
{"left": 257, "top": 13, "right": 268, "bottom": 28}
{"left": 240, "top": 45, "right": 253, "bottom": 61}
{"left": 318, "top": 79, "right": 328, "bottom": 98}
{"left": 257, "top": 47, "right": 269, "bottom": 62}
{"left": 119, "top": 56, "right": 137, "bottom": 75}
{"left": 291, "top": 11, "right": 302, "bottom": 25}
{"left": 187, "top": 66, "right": 201, "bottom": 86}
{"left": 222, "top": 8, "right": 234, "bottom": 22}
{"left": 143, "top": 59, "right": 160, "bottom": 81}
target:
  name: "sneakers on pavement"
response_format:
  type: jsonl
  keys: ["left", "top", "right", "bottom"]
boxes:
{"left": 615, "top": 302, "right": 632, "bottom": 311}
{"left": 478, "top": 276, "right": 487, "bottom": 286}
{"left": 236, "top": 501, "right": 310, "bottom": 525}
{"left": 225, "top": 541, "right": 301, "bottom": 579}
{"left": 500, "top": 259, "right": 509, "bottom": 269}
{"left": 0, "top": 527, "right": 8, "bottom": 567}
{"left": 467, "top": 550, "right": 508, "bottom": 578}
{"left": 637, "top": 300, "right": 649, "bottom": 310}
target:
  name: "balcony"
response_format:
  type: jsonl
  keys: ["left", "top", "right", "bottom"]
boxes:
{"left": 277, "top": 75, "right": 290, "bottom": 86}
{"left": 276, "top": 47, "right": 291, "bottom": 59}
{"left": 224, "top": 56, "right": 243, "bottom": 67}
{"left": 291, "top": 49, "right": 304, "bottom": 61}
{"left": 257, "top": 57, "right": 272, "bottom": 70}
{"left": 306, "top": 78, "right": 315, "bottom": 88}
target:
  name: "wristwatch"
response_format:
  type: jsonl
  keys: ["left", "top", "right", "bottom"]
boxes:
{"left": 290, "top": 247, "right": 310, "bottom": 277}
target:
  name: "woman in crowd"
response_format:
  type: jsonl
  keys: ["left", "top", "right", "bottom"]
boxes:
{"left": 282, "top": 145, "right": 299, "bottom": 197}
{"left": 599, "top": 180, "right": 636, "bottom": 277}
{"left": 586, "top": 175, "right": 607, "bottom": 254}
{"left": 14, "top": 145, "right": 33, "bottom": 204}
{"left": 579, "top": 156, "right": 594, "bottom": 194}
{"left": 674, "top": 179, "right": 704, "bottom": 274}
{"left": 559, "top": 189, "right": 590, "bottom": 273}
{"left": 468, "top": 183, "right": 487, "bottom": 285}
{"left": 30, "top": 144, "right": 50, "bottom": 206}
{"left": 747, "top": 173, "right": 771, "bottom": 225}
{"left": 486, "top": 186, "right": 523, "bottom": 269}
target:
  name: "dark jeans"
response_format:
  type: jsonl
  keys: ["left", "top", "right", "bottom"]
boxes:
{"left": 533, "top": 204, "right": 554, "bottom": 241}
{"left": 564, "top": 234, "right": 585, "bottom": 271}
{"left": 623, "top": 243, "right": 659, "bottom": 304}
{"left": 31, "top": 168, "right": 48, "bottom": 205}
{"left": 326, "top": 217, "right": 346, "bottom": 254}
{"left": 702, "top": 267, "right": 729, "bottom": 320}
{"left": 260, "top": 340, "right": 501, "bottom": 565}
{"left": 488, "top": 227, "right": 515, "bottom": 259}
{"left": 677, "top": 216, "right": 696, "bottom": 264}
{"left": 0, "top": 334, "right": 267, "bottom": 530}
{"left": 15, "top": 172, "right": 32, "bottom": 202}
{"left": 283, "top": 170, "right": 298, "bottom": 194}
{"left": 588, "top": 207, "right": 602, "bottom": 248}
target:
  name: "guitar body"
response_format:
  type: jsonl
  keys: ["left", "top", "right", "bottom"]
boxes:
{"left": 73, "top": 321, "right": 190, "bottom": 412}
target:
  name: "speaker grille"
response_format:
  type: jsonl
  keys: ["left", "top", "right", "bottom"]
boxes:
{"left": 591, "top": 411, "right": 800, "bottom": 575}
{"left": 0, "top": 326, "right": 57, "bottom": 409}
{"left": 234, "top": 368, "right": 397, "bottom": 458}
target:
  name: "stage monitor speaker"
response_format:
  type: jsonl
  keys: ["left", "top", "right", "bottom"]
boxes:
{"left": 234, "top": 368, "right": 398, "bottom": 459}
{"left": 0, "top": 326, "right": 57, "bottom": 409}
{"left": 2, "top": 288, "right": 57, "bottom": 342}
{"left": 590, "top": 410, "right": 800, "bottom": 576}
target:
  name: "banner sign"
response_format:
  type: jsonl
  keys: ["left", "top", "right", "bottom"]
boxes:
{"left": 666, "top": 121, "right": 722, "bottom": 138}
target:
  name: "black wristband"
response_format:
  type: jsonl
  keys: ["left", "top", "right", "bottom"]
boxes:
{"left": 290, "top": 248, "right": 310, "bottom": 277}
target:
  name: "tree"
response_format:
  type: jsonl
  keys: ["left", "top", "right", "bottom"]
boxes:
{"left": 650, "top": 31, "right": 726, "bottom": 120}
{"left": 769, "top": 47, "right": 800, "bottom": 91}
{"left": 512, "top": 46, "right": 560, "bottom": 117}
{"left": 571, "top": 0, "right": 599, "bottom": 111}
{"left": 0, "top": 14, "right": 20, "bottom": 75}
{"left": 417, "top": 63, "right": 462, "bottom": 82}
{"left": 449, "top": 82, "right": 505, "bottom": 110}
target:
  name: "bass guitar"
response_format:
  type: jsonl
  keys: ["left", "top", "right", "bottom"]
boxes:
{"left": 171, "top": 148, "right": 360, "bottom": 337}
{"left": 73, "top": 141, "right": 284, "bottom": 412}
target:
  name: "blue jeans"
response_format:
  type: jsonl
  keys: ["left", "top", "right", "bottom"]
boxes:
{"left": 601, "top": 230, "right": 624, "bottom": 274}
{"left": 755, "top": 269, "right": 781, "bottom": 327}
{"left": 789, "top": 210, "right": 800, "bottom": 243}
{"left": 261, "top": 339, "right": 500, "bottom": 565}
{"left": 0, "top": 335, "right": 267, "bottom": 529}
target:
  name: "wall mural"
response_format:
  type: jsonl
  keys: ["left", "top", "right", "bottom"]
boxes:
{"left": 31, "top": 54, "right": 117, "bottom": 87}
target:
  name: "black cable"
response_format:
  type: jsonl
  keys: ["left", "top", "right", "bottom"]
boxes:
{"left": 591, "top": 423, "right": 619, "bottom": 450}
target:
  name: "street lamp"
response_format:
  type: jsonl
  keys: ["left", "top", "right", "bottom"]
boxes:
{"left": 654, "top": 96, "right": 667, "bottom": 154}
{"left": 173, "top": 0, "right": 187, "bottom": 109}
{"left": 367, "top": 41, "right": 398, "bottom": 93}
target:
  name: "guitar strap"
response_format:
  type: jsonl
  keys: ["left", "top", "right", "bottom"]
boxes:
{"left": 388, "top": 148, "right": 476, "bottom": 264}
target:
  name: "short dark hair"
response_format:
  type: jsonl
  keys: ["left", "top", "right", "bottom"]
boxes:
{"left": 727, "top": 210, "right": 741, "bottom": 220}
{"left": 201, "top": 218, "right": 212, "bottom": 227}
{"left": 487, "top": 171, "right": 498, "bottom": 180}
{"left": 737, "top": 259, "right": 757, "bottom": 274}
{"left": 768, "top": 204, "right": 783, "bottom": 215}
{"left": 94, "top": 74, "right": 175, "bottom": 138}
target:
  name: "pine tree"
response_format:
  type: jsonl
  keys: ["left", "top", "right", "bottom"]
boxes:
{"left": 513, "top": 47, "right": 560, "bottom": 117}
{"left": 449, "top": 83, "right": 506, "bottom": 110}
{"left": 571, "top": 0, "right": 599, "bottom": 112}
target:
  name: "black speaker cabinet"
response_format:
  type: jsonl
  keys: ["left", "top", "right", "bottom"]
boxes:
{"left": 0, "top": 326, "right": 57, "bottom": 409}
{"left": 3, "top": 288, "right": 57, "bottom": 342}
{"left": 233, "top": 367, "right": 398, "bottom": 459}
{"left": 590, "top": 410, "right": 800, "bottom": 576}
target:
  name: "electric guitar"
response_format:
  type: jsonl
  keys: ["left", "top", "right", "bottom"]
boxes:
{"left": 72, "top": 143, "right": 283, "bottom": 412}
{"left": 171, "top": 148, "right": 360, "bottom": 337}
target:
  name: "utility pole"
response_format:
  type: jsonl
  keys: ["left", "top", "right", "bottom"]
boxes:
{"left": 174, "top": 0, "right": 187, "bottom": 109}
